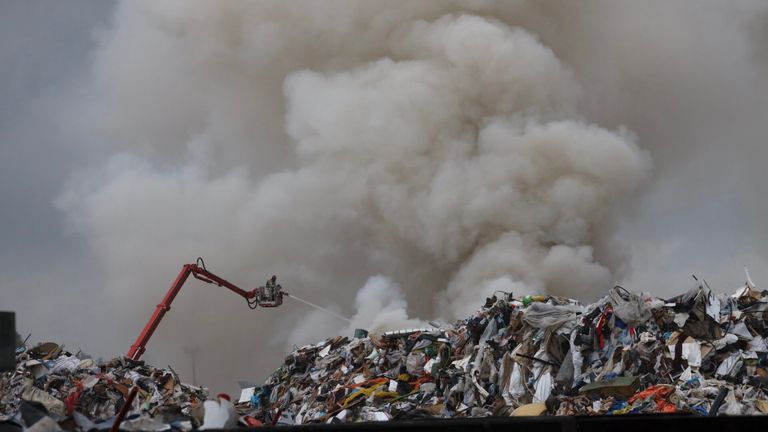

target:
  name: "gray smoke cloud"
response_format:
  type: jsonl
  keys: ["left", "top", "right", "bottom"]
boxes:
{"left": 58, "top": 1, "right": 650, "bottom": 380}
{"left": 5, "top": 0, "right": 768, "bottom": 394}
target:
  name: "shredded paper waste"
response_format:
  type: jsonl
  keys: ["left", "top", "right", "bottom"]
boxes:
{"left": 4, "top": 273, "right": 768, "bottom": 430}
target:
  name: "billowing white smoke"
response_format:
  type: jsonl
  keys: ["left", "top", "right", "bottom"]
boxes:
{"left": 347, "top": 276, "right": 430, "bottom": 334}
{"left": 281, "top": 15, "right": 649, "bottom": 318}
{"left": 58, "top": 1, "right": 656, "bottom": 390}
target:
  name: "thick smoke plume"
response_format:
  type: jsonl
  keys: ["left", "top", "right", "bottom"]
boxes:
{"left": 52, "top": 1, "right": 768, "bottom": 392}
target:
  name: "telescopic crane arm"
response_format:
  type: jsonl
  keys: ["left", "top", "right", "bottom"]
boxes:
{"left": 126, "top": 258, "right": 283, "bottom": 360}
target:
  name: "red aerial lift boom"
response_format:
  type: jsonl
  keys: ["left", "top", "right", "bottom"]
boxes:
{"left": 126, "top": 258, "right": 284, "bottom": 361}
{"left": 113, "top": 258, "right": 286, "bottom": 432}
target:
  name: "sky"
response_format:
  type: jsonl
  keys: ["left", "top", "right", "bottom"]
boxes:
{"left": 0, "top": 0, "right": 115, "bottom": 350}
{"left": 2, "top": 0, "right": 768, "bottom": 394}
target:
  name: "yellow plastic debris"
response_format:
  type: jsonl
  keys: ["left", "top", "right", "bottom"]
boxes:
{"left": 511, "top": 403, "right": 547, "bottom": 416}
{"left": 756, "top": 400, "right": 768, "bottom": 414}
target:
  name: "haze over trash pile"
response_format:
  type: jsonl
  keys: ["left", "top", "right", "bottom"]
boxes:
{"left": 4, "top": 0, "right": 768, "bottom": 393}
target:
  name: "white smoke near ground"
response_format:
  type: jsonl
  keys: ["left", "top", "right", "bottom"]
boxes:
{"left": 53, "top": 1, "right": 768, "bottom": 392}
{"left": 347, "top": 276, "right": 430, "bottom": 334}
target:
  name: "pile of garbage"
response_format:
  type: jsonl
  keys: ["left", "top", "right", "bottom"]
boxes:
{"left": 5, "top": 273, "right": 768, "bottom": 429}
{"left": 241, "top": 274, "right": 768, "bottom": 424}
{"left": 0, "top": 341, "right": 209, "bottom": 431}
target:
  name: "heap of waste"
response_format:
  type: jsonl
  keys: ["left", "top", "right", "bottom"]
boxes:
{"left": 1, "top": 342, "right": 209, "bottom": 431}
{"left": 241, "top": 275, "right": 768, "bottom": 424}
{"left": 5, "top": 274, "right": 768, "bottom": 430}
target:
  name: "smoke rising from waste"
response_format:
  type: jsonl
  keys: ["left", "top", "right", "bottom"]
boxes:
{"left": 49, "top": 1, "right": 768, "bottom": 391}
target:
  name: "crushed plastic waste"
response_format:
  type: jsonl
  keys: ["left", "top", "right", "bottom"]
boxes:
{"left": 239, "top": 275, "right": 768, "bottom": 424}
{"left": 0, "top": 342, "right": 209, "bottom": 431}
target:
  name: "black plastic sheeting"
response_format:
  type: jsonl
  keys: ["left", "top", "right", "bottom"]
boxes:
{"left": 210, "top": 415, "right": 768, "bottom": 432}
{"left": 0, "top": 312, "right": 14, "bottom": 372}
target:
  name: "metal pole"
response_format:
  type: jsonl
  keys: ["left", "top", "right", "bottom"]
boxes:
{"left": 110, "top": 386, "right": 139, "bottom": 432}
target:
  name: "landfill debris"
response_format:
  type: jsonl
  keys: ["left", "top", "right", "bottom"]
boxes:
{"left": 579, "top": 375, "right": 640, "bottom": 398}
{"left": 199, "top": 394, "right": 238, "bottom": 430}
{"left": 239, "top": 273, "right": 768, "bottom": 424}
{"left": 511, "top": 403, "right": 546, "bottom": 416}
{"left": 5, "top": 272, "right": 768, "bottom": 429}
{"left": 1, "top": 342, "right": 208, "bottom": 431}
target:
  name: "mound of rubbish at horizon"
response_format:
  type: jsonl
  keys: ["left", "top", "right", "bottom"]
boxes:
{"left": 4, "top": 276, "right": 768, "bottom": 431}
{"left": 241, "top": 275, "right": 768, "bottom": 424}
